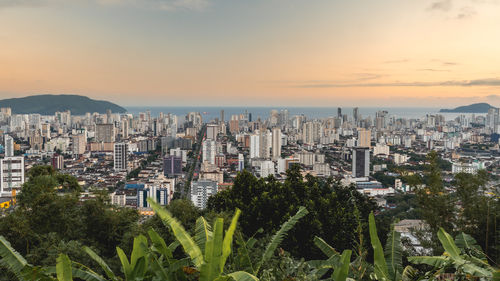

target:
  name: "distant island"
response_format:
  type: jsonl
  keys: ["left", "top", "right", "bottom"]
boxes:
{"left": 439, "top": 103, "right": 497, "bottom": 113}
{"left": 0, "top": 94, "right": 126, "bottom": 115}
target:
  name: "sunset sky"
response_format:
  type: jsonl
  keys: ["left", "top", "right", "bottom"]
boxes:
{"left": 1, "top": 0, "right": 499, "bottom": 107}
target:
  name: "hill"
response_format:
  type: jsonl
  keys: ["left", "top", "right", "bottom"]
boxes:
{"left": 0, "top": 94, "right": 127, "bottom": 115}
{"left": 439, "top": 103, "right": 496, "bottom": 113}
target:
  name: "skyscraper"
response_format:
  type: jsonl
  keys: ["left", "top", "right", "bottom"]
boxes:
{"left": 51, "top": 154, "right": 64, "bottom": 170}
{"left": 238, "top": 153, "right": 244, "bottom": 171}
{"left": 164, "top": 155, "right": 182, "bottom": 176}
{"left": 250, "top": 134, "right": 260, "bottom": 159}
{"left": 337, "top": 107, "right": 342, "bottom": 118}
{"left": 114, "top": 143, "right": 128, "bottom": 171}
{"left": 191, "top": 180, "right": 218, "bottom": 209}
{"left": 352, "top": 147, "right": 370, "bottom": 178}
{"left": 353, "top": 107, "right": 360, "bottom": 123}
{"left": 1, "top": 156, "right": 24, "bottom": 196}
{"left": 206, "top": 124, "right": 219, "bottom": 140}
{"left": 202, "top": 139, "right": 216, "bottom": 164}
{"left": 4, "top": 135, "right": 14, "bottom": 157}
{"left": 272, "top": 127, "right": 281, "bottom": 159}
{"left": 96, "top": 124, "right": 115, "bottom": 142}
{"left": 72, "top": 134, "right": 87, "bottom": 155}
{"left": 357, "top": 129, "right": 371, "bottom": 148}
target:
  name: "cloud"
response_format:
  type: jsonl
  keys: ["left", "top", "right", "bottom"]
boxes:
{"left": 431, "top": 59, "right": 459, "bottom": 66}
{"left": 0, "top": 0, "right": 210, "bottom": 11}
{"left": 456, "top": 6, "right": 477, "bottom": 19}
{"left": 427, "top": 0, "right": 452, "bottom": 11}
{"left": 418, "top": 68, "right": 451, "bottom": 72}
{"left": 486, "top": 94, "right": 500, "bottom": 100}
{"left": 383, "top": 59, "right": 409, "bottom": 64}
{"left": 294, "top": 78, "right": 500, "bottom": 88}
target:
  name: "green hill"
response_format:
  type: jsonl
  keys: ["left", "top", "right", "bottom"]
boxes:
{"left": 439, "top": 102, "right": 496, "bottom": 113}
{"left": 0, "top": 94, "right": 126, "bottom": 115}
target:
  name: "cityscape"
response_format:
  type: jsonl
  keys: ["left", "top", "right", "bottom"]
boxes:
{"left": 1, "top": 0, "right": 500, "bottom": 279}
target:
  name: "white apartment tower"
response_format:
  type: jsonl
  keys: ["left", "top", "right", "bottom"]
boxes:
{"left": 1, "top": 156, "right": 24, "bottom": 196}
{"left": 272, "top": 128, "right": 281, "bottom": 159}
{"left": 4, "top": 135, "right": 14, "bottom": 157}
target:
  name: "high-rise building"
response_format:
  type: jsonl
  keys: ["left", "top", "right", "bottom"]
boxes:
{"left": 1, "top": 156, "right": 24, "bottom": 196}
{"left": 202, "top": 139, "right": 216, "bottom": 164}
{"left": 250, "top": 134, "right": 260, "bottom": 159}
{"left": 206, "top": 124, "right": 219, "bottom": 140}
{"left": 164, "top": 155, "right": 182, "bottom": 176}
{"left": 121, "top": 119, "right": 129, "bottom": 139}
{"left": 238, "top": 153, "right": 244, "bottom": 171}
{"left": 72, "top": 134, "right": 87, "bottom": 155}
{"left": 4, "top": 135, "right": 14, "bottom": 157}
{"left": 96, "top": 124, "right": 115, "bottom": 142}
{"left": 272, "top": 128, "right": 281, "bottom": 159}
{"left": 353, "top": 107, "right": 360, "bottom": 123}
{"left": 220, "top": 110, "right": 225, "bottom": 123}
{"left": 137, "top": 185, "right": 171, "bottom": 208}
{"left": 357, "top": 129, "right": 371, "bottom": 148}
{"left": 0, "top": 107, "right": 11, "bottom": 117}
{"left": 51, "top": 154, "right": 64, "bottom": 170}
{"left": 191, "top": 180, "right": 218, "bottom": 209}
{"left": 337, "top": 107, "right": 342, "bottom": 118}
{"left": 352, "top": 147, "right": 370, "bottom": 178}
{"left": 260, "top": 160, "right": 275, "bottom": 178}
{"left": 114, "top": 143, "right": 128, "bottom": 171}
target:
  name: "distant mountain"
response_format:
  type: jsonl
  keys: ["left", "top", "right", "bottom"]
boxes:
{"left": 439, "top": 103, "right": 497, "bottom": 113}
{"left": 0, "top": 94, "right": 126, "bottom": 115}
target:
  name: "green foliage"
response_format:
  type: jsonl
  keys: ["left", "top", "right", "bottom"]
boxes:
{"left": 148, "top": 198, "right": 258, "bottom": 281}
{"left": 408, "top": 228, "right": 498, "bottom": 279}
{"left": 0, "top": 166, "right": 139, "bottom": 276}
{"left": 207, "top": 166, "right": 377, "bottom": 259}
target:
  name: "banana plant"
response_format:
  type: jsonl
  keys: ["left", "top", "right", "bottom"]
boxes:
{"left": 0, "top": 235, "right": 55, "bottom": 281}
{"left": 408, "top": 228, "right": 498, "bottom": 280}
{"left": 232, "top": 206, "right": 309, "bottom": 277}
{"left": 307, "top": 236, "right": 354, "bottom": 281}
{"left": 79, "top": 228, "right": 188, "bottom": 281}
{"left": 148, "top": 197, "right": 259, "bottom": 281}
{"left": 368, "top": 212, "right": 418, "bottom": 281}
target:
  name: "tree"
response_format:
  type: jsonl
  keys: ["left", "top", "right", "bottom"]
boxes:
{"left": 454, "top": 170, "right": 499, "bottom": 263}
{"left": 412, "top": 151, "right": 455, "bottom": 254}
{"left": 207, "top": 166, "right": 378, "bottom": 259}
{"left": 0, "top": 166, "right": 139, "bottom": 275}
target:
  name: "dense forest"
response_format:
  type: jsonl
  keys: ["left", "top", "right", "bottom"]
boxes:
{"left": 0, "top": 152, "right": 498, "bottom": 280}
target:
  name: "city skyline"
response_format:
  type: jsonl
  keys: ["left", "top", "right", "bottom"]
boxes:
{"left": 1, "top": 0, "right": 500, "bottom": 107}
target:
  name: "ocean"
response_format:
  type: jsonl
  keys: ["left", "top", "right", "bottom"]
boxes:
{"left": 125, "top": 106, "right": 482, "bottom": 122}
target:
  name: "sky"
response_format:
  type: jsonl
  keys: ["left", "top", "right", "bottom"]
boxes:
{"left": 0, "top": 0, "right": 499, "bottom": 107}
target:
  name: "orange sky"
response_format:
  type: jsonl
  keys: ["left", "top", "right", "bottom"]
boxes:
{"left": 0, "top": 0, "right": 499, "bottom": 107}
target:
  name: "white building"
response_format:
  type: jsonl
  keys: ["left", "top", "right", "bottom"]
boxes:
{"left": 1, "top": 156, "right": 24, "bottom": 196}
{"left": 4, "top": 135, "right": 14, "bottom": 157}
{"left": 272, "top": 128, "right": 281, "bottom": 159}
{"left": 260, "top": 160, "right": 275, "bottom": 178}
{"left": 114, "top": 143, "right": 128, "bottom": 171}
{"left": 206, "top": 124, "right": 219, "bottom": 140}
{"left": 72, "top": 134, "right": 87, "bottom": 155}
{"left": 373, "top": 143, "right": 389, "bottom": 156}
{"left": 191, "top": 180, "right": 218, "bottom": 209}
{"left": 452, "top": 161, "right": 485, "bottom": 174}
{"left": 238, "top": 153, "right": 244, "bottom": 171}
{"left": 202, "top": 139, "right": 216, "bottom": 164}
{"left": 250, "top": 134, "right": 260, "bottom": 159}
